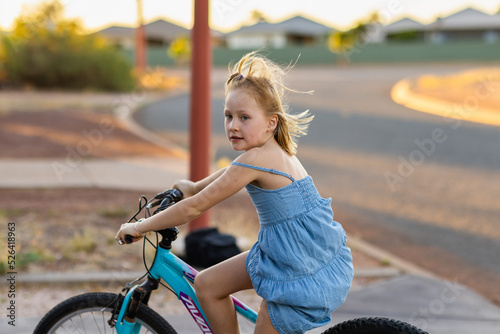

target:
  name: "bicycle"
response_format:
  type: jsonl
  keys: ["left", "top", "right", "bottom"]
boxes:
{"left": 34, "top": 189, "right": 428, "bottom": 334}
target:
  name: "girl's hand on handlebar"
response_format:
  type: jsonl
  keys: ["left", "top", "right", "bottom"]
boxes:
{"left": 115, "top": 219, "right": 146, "bottom": 245}
{"left": 173, "top": 180, "right": 196, "bottom": 197}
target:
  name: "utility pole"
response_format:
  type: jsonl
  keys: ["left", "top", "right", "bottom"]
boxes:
{"left": 188, "top": 0, "right": 212, "bottom": 231}
{"left": 135, "top": 0, "right": 146, "bottom": 72}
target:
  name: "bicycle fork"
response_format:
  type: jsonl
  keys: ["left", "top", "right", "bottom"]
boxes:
{"left": 111, "top": 277, "right": 159, "bottom": 333}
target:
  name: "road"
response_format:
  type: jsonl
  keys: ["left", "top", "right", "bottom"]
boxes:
{"left": 135, "top": 64, "right": 500, "bottom": 304}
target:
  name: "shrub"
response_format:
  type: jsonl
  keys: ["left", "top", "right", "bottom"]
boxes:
{"left": 1, "top": 0, "right": 135, "bottom": 91}
{"left": 167, "top": 36, "right": 191, "bottom": 66}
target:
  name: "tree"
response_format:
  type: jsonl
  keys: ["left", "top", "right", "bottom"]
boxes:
{"left": 167, "top": 36, "right": 191, "bottom": 66}
{"left": 328, "top": 23, "right": 367, "bottom": 64}
{"left": 2, "top": 0, "right": 134, "bottom": 91}
{"left": 250, "top": 10, "right": 267, "bottom": 23}
{"left": 328, "top": 11, "right": 380, "bottom": 65}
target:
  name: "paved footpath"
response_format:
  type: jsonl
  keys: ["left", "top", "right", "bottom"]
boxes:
{"left": 0, "top": 157, "right": 187, "bottom": 191}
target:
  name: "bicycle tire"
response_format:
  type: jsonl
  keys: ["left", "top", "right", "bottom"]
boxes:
{"left": 34, "top": 292, "right": 177, "bottom": 334}
{"left": 322, "top": 317, "right": 428, "bottom": 334}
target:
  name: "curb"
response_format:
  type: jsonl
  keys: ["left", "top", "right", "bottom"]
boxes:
{"left": 116, "top": 89, "right": 189, "bottom": 160}
{"left": 347, "top": 237, "right": 436, "bottom": 279}
{"left": 391, "top": 78, "right": 500, "bottom": 127}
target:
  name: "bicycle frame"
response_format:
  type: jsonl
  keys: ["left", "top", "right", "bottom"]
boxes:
{"left": 115, "top": 240, "right": 258, "bottom": 333}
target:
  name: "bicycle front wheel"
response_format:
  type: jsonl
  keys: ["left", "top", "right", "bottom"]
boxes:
{"left": 34, "top": 292, "right": 176, "bottom": 334}
{"left": 322, "top": 317, "right": 428, "bottom": 334}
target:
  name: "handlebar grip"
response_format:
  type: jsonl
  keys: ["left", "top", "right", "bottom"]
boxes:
{"left": 171, "top": 188, "right": 183, "bottom": 199}
{"left": 154, "top": 188, "right": 184, "bottom": 200}
{"left": 150, "top": 189, "right": 184, "bottom": 209}
{"left": 125, "top": 235, "right": 134, "bottom": 244}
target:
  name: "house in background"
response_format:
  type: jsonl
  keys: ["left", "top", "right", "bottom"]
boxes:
{"left": 142, "top": 19, "right": 190, "bottom": 46}
{"left": 95, "top": 19, "right": 225, "bottom": 49}
{"left": 94, "top": 7, "right": 500, "bottom": 51}
{"left": 225, "top": 15, "right": 334, "bottom": 49}
{"left": 94, "top": 25, "right": 136, "bottom": 49}
{"left": 95, "top": 19, "right": 190, "bottom": 49}
{"left": 427, "top": 7, "right": 500, "bottom": 44}
{"left": 379, "top": 7, "right": 500, "bottom": 44}
{"left": 382, "top": 17, "right": 427, "bottom": 42}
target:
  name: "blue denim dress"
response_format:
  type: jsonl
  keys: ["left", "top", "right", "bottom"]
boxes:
{"left": 232, "top": 162, "right": 354, "bottom": 334}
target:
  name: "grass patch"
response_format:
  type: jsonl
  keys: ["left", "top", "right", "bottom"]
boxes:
{"left": 18, "top": 250, "right": 53, "bottom": 268}
{"left": 0, "top": 248, "right": 54, "bottom": 275}
{"left": 380, "top": 258, "right": 392, "bottom": 267}
{"left": 0, "top": 208, "right": 25, "bottom": 219}
{"left": 98, "top": 207, "right": 130, "bottom": 219}
{"left": 66, "top": 228, "right": 98, "bottom": 253}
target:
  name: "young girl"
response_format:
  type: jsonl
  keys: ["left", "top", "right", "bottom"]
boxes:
{"left": 116, "top": 52, "right": 353, "bottom": 334}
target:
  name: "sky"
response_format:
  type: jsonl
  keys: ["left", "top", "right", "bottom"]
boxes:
{"left": 1, "top": 0, "right": 499, "bottom": 32}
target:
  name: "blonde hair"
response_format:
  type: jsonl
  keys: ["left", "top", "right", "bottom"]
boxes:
{"left": 225, "top": 51, "right": 314, "bottom": 155}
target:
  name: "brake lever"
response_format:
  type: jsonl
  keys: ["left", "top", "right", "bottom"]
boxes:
{"left": 124, "top": 190, "right": 184, "bottom": 243}
{"left": 149, "top": 189, "right": 182, "bottom": 208}
{"left": 148, "top": 199, "right": 162, "bottom": 208}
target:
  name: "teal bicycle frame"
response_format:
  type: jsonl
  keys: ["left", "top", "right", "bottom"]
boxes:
{"left": 114, "top": 229, "right": 257, "bottom": 334}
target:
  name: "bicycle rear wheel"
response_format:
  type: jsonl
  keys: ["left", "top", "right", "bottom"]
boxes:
{"left": 322, "top": 317, "right": 428, "bottom": 334}
{"left": 34, "top": 292, "right": 176, "bottom": 334}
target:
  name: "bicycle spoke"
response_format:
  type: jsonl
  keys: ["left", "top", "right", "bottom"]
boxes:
{"left": 49, "top": 310, "right": 122, "bottom": 334}
{"left": 68, "top": 317, "right": 81, "bottom": 334}
{"left": 59, "top": 323, "right": 71, "bottom": 333}
{"left": 90, "top": 311, "right": 102, "bottom": 334}
{"left": 100, "top": 312, "right": 108, "bottom": 334}
{"left": 77, "top": 314, "right": 85, "bottom": 334}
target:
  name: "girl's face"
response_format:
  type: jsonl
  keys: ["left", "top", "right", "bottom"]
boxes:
{"left": 224, "top": 89, "right": 276, "bottom": 151}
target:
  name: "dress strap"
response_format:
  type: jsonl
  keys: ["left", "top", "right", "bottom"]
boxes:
{"left": 231, "top": 162, "right": 296, "bottom": 182}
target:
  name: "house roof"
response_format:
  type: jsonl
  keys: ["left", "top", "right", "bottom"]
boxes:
{"left": 145, "top": 19, "right": 189, "bottom": 39}
{"left": 95, "top": 19, "right": 189, "bottom": 39}
{"left": 381, "top": 8, "right": 500, "bottom": 34}
{"left": 428, "top": 7, "right": 500, "bottom": 30}
{"left": 228, "top": 15, "right": 334, "bottom": 36}
{"left": 94, "top": 19, "right": 223, "bottom": 39}
{"left": 95, "top": 25, "right": 134, "bottom": 38}
{"left": 383, "top": 18, "right": 426, "bottom": 33}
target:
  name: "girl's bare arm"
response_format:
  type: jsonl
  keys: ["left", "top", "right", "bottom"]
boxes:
{"left": 116, "top": 162, "right": 260, "bottom": 240}
{"left": 173, "top": 168, "right": 227, "bottom": 197}
{"left": 193, "top": 167, "right": 228, "bottom": 193}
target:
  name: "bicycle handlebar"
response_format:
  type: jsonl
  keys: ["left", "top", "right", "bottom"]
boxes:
{"left": 124, "top": 188, "right": 183, "bottom": 244}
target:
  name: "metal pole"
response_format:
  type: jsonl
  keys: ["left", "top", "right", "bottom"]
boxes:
{"left": 189, "top": 0, "right": 212, "bottom": 231}
{"left": 135, "top": 0, "right": 146, "bottom": 72}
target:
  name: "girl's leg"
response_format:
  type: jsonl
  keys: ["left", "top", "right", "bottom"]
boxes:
{"left": 255, "top": 300, "right": 280, "bottom": 334}
{"left": 194, "top": 250, "right": 253, "bottom": 334}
